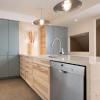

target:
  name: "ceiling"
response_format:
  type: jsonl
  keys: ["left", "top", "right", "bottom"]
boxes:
{"left": 0, "top": 0, "right": 100, "bottom": 26}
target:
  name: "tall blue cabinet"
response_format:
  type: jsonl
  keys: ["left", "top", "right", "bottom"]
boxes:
{"left": 0, "top": 19, "right": 19, "bottom": 78}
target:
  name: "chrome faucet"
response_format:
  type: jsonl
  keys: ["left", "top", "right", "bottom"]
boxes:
{"left": 51, "top": 37, "right": 64, "bottom": 54}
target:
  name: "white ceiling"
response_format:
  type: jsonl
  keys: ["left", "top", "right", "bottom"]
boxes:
{"left": 0, "top": 0, "right": 100, "bottom": 26}
{"left": 0, "top": 0, "right": 62, "bottom": 19}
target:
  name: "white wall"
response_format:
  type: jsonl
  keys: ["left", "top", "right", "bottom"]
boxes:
{"left": 19, "top": 21, "right": 39, "bottom": 56}
{"left": 68, "top": 18, "right": 96, "bottom": 56}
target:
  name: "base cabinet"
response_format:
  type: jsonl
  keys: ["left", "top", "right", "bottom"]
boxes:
{"left": 0, "top": 56, "right": 8, "bottom": 77}
{"left": 20, "top": 56, "right": 50, "bottom": 100}
{"left": 8, "top": 55, "right": 19, "bottom": 77}
{"left": 33, "top": 63, "right": 50, "bottom": 100}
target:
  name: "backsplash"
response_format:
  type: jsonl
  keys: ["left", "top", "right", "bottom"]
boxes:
{"left": 45, "top": 25, "right": 68, "bottom": 55}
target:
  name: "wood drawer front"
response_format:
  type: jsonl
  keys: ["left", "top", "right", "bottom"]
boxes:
{"left": 34, "top": 75, "right": 49, "bottom": 91}
{"left": 34, "top": 58, "right": 50, "bottom": 65}
{"left": 20, "top": 56, "right": 33, "bottom": 66}
{"left": 24, "top": 63, "right": 33, "bottom": 71}
{"left": 20, "top": 61, "right": 33, "bottom": 71}
{"left": 26, "top": 72, "right": 33, "bottom": 87}
{"left": 33, "top": 64, "right": 50, "bottom": 100}
{"left": 20, "top": 67, "right": 26, "bottom": 80}
{"left": 34, "top": 81, "right": 48, "bottom": 100}
{"left": 34, "top": 64, "right": 49, "bottom": 74}
{"left": 20, "top": 56, "right": 50, "bottom": 100}
{"left": 33, "top": 67, "right": 49, "bottom": 82}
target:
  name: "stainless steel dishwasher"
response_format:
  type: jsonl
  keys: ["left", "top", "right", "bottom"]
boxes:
{"left": 51, "top": 61, "right": 86, "bottom": 100}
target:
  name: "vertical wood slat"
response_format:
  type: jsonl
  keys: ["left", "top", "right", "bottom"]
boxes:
{"left": 39, "top": 26, "right": 46, "bottom": 55}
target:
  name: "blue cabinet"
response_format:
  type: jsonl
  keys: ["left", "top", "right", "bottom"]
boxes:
{"left": 0, "top": 19, "right": 8, "bottom": 55}
{"left": 0, "top": 19, "right": 19, "bottom": 78}
{"left": 0, "top": 56, "right": 8, "bottom": 78}
{"left": 8, "top": 21, "right": 19, "bottom": 55}
{"left": 8, "top": 55, "right": 19, "bottom": 77}
{"left": 8, "top": 20, "right": 19, "bottom": 77}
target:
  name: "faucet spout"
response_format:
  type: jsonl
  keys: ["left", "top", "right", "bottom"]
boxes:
{"left": 51, "top": 37, "right": 62, "bottom": 54}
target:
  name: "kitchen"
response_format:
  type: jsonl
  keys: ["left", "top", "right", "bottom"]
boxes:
{"left": 0, "top": 0, "right": 100, "bottom": 100}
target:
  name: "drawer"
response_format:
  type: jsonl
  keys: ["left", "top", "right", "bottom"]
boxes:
{"left": 35, "top": 64, "right": 49, "bottom": 73}
{"left": 33, "top": 68, "right": 49, "bottom": 82}
{"left": 26, "top": 71, "right": 33, "bottom": 87}
{"left": 34, "top": 58, "right": 50, "bottom": 65}
{"left": 20, "top": 68, "right": 26, "bottom": 80}
{"left": 20, "top": 56, "right": 33, "bottom": 64}
{"left": 34, "top": 77, "right": 49, "bottom": 100}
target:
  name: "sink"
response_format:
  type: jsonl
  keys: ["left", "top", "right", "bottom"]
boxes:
{"left": 47, "top": 55, "right": 60, "bottom": 58}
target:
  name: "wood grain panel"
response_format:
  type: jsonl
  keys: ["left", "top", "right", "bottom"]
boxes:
{"left": 20, "top": 55, "right": 50, "bottom": 100}
{"left": 39, "top": 26, "right": 46, "bottom": 55}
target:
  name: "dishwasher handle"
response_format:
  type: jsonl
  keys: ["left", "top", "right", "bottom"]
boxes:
{"left": 59, "top": 70, "right": 68, "bottom": 74}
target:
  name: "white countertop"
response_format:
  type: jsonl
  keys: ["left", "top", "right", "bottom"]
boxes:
{"left": 21, "top": 55, "right": 100, "bottom": 66}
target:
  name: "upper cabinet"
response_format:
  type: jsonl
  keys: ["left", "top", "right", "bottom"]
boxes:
{"left": 0, "top": 19, "right": 19, "bottom": 56}
{"left": 39, "top": 25, "right": 68, "bottom": 55}
{"left": 8, "top": 20, "right": 19, "bottom": 55}
{"left": 0, "top": 19, "right": 8, "bottom": 55}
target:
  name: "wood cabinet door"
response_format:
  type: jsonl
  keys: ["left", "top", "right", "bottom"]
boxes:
{"left": 33, "top": 64, "right": 50, "bottom": 100}
{"left": 20, "top": 56, "right": 27, "bottom": 80}
{"left": 20, "top": 67, "right": 26, "bottom": 80}
{"left": 26, "top": 71, "right": 33, "bottom": 87}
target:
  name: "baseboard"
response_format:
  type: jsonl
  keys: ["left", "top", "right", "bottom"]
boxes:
{"left": 0, "top": 76, "right": 20, "bottom": 80}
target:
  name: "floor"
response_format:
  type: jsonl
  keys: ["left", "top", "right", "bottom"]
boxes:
{"left": 0, "top": 78, "right": 42, "bottom": 100}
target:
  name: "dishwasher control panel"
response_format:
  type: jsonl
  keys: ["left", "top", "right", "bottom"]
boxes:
{"left": 51, "top": 61, "right": 85, "bottom": 75}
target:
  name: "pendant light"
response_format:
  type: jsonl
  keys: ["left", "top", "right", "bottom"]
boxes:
{"left": 53, "top": 0, "right": 82, "bottom": 12}
{"left": 33, "top": 8, "right": 50, "bottom": 26}
{"left": 62, "top": 0, "right": 72, "bottom": 11}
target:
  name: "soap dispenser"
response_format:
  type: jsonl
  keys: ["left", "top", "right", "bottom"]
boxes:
{"left": 61, "top": 48, "right": 64, "bottom": 55}
{"left": 60, "top": 48, "right": 64, "bottom": 55}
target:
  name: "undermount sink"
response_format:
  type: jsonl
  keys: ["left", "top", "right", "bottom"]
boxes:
{"left": 47, "top": 55, "right": 61, "bottom": 58}
{"left": 48, "top": 56, "right": 57, "bottom": 58}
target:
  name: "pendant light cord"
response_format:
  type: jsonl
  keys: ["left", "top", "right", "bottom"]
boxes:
{"left": 40, "top": 8, "right": 43, "bottom": 19}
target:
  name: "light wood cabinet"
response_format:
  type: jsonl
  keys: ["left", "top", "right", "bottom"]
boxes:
{"left": 20, "top": 56, "right": 50, "bottom": 100}
{"left": 20, "top": 56, "right": 33, "bottom": 86}
{"left": 32, "top": 62, "right": 50, "bottom": 100}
